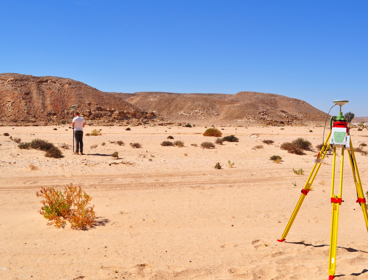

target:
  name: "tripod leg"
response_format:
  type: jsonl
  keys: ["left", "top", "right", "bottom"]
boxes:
{"left": 348, "top": 140, "right": 368, "bottom": 232}
{"left": 278, "top": 131, "right": 332, "bottom": 242}
{"left": 328, "top": 147, "right": 344, "bottom": 279}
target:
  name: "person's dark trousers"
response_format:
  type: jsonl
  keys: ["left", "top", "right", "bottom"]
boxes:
{"left": 74, "top": 131, "right": 84, "bottom": 153}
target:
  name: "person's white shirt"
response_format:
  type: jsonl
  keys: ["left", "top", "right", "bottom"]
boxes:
{"left": 72, "top": 116, "right": 85, "bottom": 131}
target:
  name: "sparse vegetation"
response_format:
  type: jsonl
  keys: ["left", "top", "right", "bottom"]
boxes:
{"left": 61, "top": 120, "right": 66, "bottom": 125}
{"left": 203, "top": 128, "right": 222, "bottom": 137}
{"left": 18, "top": 142, "right": 31, "bottom": 149}
{"left": 101, "top": 142, "right": 106, "bottom": 146}
{"left": 90, "top": 129, "right": 102, "bottom": 136}
{"left": 254, "top": 145, "right": 263, "bottom": 149}
{"left": 215, "top": 138, "right": 223, "bottom": 145}
{"left": 85, "top": 133, "right": 90, "bottom": 136}
{"left": 262, "top": 140, "right": 274, "bottom": 145}
{"left": 45, "top": 146, "right": 63, "bottom": 158}
{"left": 201, "top": 142, "right": 215, "bottom": 149}
{"left": 112, "top": 152, "right": 119, "bottom": 159}
{"left": 90, "top": 144, "right": 98, "bottom": 149}
{"left": 60, "top": 143, "right": 70, "bottom": 149}
{"left": 270, "top": 155, "right": 282, "bottom": 162}
{"left": 3, "top": 133, "right": 9, "bottom": 136}
{"left": 359, "top": 143, "right": 367, "bottom": 147}
{"left": 184, "top": 124, "right": 192, "bottom": 127}
{"left": 292, "top": 138, "right": 312, "bottom": 150}
{"left": 130, "top": 142, "right": 141, "bottom": 148}
{"left": 12, "top": 137, "right": 21, "bottom": 143}
{"left": 228, "top": 160, "right": 235, "bottom": 168}
{"left": 161, "top": 141, "right": 174, "bottom": 146}
{"left": 344, "top": 112, "right": 355, "bottom": 123}
{"left": 174, "top": 141, "right": 184, "bottom": 147}
{"left": 36, "top": 184, "right": 95, "bottom": 230}
{"left": 214, "top": 162, "right": 222, "bottom": 169}
{"left": 280, "top": 138, "right": 311, "bottom": 155}
{"left": 293, "top": 168, "right": 304, "bottom": 175}
{"left": 30, "top": 139, "right": 54, "bottom": 151}
{"left": 222, "top": 135, "right": 239, "bottom": 142}
{"left": 28, "top": 164, "right": 38, "bottom": 170}
{"left": 191, "top": 144, "right": 198, "bottom": 147}
{"left": 167, "top": 136, "right": 174, "bottom": 139}
{"left": 116, "top": 141, "right": 124, "bottom": 146}
{"left": 354, "top": 147, "right": 368, "bottom": 156}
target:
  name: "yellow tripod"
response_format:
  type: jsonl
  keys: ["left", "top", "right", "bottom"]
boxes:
{"left": 277, "top": 102, "right": 368, "bottom": 280}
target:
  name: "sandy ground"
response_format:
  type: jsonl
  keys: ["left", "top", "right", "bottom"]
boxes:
{"left": 1, "top": 124, "right": 368, "bottom": 280}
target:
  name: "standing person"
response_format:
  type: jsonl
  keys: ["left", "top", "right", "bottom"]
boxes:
{"left": 72, "top": 112, "right": 85, "bottom": 155}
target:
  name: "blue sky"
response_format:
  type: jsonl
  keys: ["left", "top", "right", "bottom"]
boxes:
{"left": 1, "top": 1, "right": 367, "bottom": 116}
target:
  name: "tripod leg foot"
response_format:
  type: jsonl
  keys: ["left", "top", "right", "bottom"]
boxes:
{"left": 277, "top": 239, "right": 285, "bottom": 242}
{"left": 329, "top": 275, "right": 334, "bottom": 280}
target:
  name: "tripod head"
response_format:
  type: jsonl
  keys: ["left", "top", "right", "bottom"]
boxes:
{"left": 330, "top": 100, "right": 349, "bottom": 128}
{"left": 330, "top": 100, "right": 350, "bottom": 147}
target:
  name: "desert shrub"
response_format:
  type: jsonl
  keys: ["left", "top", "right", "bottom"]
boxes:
{"left": 262, "top": 140, "right": 274, "bottom": 145}
{"left": 360, "top": 143, "right": 367, "bottom": 147}
{"left": 191, "top": 143, "right": 198, "bottom": 147}
{"left": 13, "top": 137, "right": 21, "bottom": 143}
{"left": 45, "top": 146, "right": 63, "bottom": 158}
{"left": 358, "top": 128, "right": 363, "bottom": 131}
{"left": 61, "top": 120, "right": 66, "bottom": 125}
{"left": 28, "top": 164, "right": 38, "bottom": 170}
{"left": 174, "top": 141, "right": 184, "bottom": 147}
{"left": 254, "top": 145, "right": 263, "bottom": 149}
{"left": 270, "top": 155, "right": 282, "bottom": 161}
{"left": 90, "top": 144, "right": 98, "bottom": 149}
{"left": 161, "top": 141, "right": 173, "bottom": 146}
{"left": 3, "top": 133, "right": 9, "bottom": 136}
{"left": 126, "top": 127, "right": 131, "bottom": 131}
{"left": 85, "top": 133, "right": 90, "bottom": 136}
{"left": 214, "top": 162, "right": 222, "bottom": 169}
{"left": 228, "top": 160, "right": 234, "bottom": 168}
{"left": 116, "top": 141, "right": 124, "bottom": 146}
{"left": 292, "top": 138, "right": 312, "bottom": 150}
{"left": 30, "top": 139, "right": 54, "bottom": 151}
{"left": 112, "top": 152, "right": 119, "bottom": 158}
{"left": 280, "top": 142, "right": 305, "bottom": 155}
{"left": 167, "top": 136, "right": 174, "bottom": 139}
{"left": 36, "top": 184, "right": 95, "bottom": 230}
{"left": 130, "top": 142, "right": 141, "bottom": 148}
{"left": 90, "top": 129, "right": 102, "bottom": 136}
{"left": 201, "top": 142, "right": 215, "bottom": 149}
{"left": 101, "top": 142, "right": 106, "bottom": 146}
{"left": 185, "top": 123, "right": 192, "bottom": 128}
{"left": 203, "top": 128, "right": 222, "bottom": 137}
{"left": 215, "top": 138, "right": 223, "bottom": 145}
{"left": 18, "top": 142, "right": 31, "bottom": 149}
{"left": 53, "top": 128, "right": 57, "bottom": 131}
{"left": 293, "top": 168, "right": 304, "bottom": 175}
{"left": 222, "top": 135, "right": 239, "bottom": 142}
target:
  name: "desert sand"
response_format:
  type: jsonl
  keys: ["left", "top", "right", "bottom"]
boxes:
{"left": 1, "top": 124, "right": 368, "bottom": 280}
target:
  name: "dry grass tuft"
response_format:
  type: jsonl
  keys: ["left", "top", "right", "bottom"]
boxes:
{"left": 130, "top": 143, "right": 142, "bottom": 148}
{"left": 215, "top": 138, "right": 223, "bottom": 145}
{"left": 112, "top": 152, "right": 119, "bottom": 158}
{"left": 60, "top": 143, "right": 70, "bottom": 150}
{"left": 90, "top": 129, "right": 102, "bottom": 136}
{"left": 201, "top": 142, "right": 215, "bottom": 149}
{"left": 36, "top": 184, "right": 95, "bottom": 230}
{"left": 90, "top": 144, "right": 98, "bottom": 149}
{"left": 45, "top": 146, "right": 63, "bottom": 158}
{"left": 116, "top": 141, "right": 125, "bottom": 146}
{"left": 174, "top": 141, "right": 184, "bottom": 147}
{"left": 222, "top": 135, "right": 239, "bottom": 142}
{"left": 161, "top": 141, "right": 174, "bottom": 146}
{"left": 28, "top": 164, "right": 38, "bottom": 170}
{"left": 262, "top": 139, "right": 274, "bottom": 145}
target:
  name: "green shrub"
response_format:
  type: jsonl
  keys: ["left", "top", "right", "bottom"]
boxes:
{"left": 293, "top": 168, "right": 304, "bottom": 175}
{"left": 45, "top": 146, "right": 63, "bottom": 158}
{"left": 280, "top": 142, "right": 305, "bottom": 155}
{"left": 203, "top": 128, "right": 222, "bottom": 137}
{"left": 161, "top": 141, "right": 174, "bottom": 146}
{"left": 61, "top": 120, "right": 66, "bottom": 125}
{"left": 214, "top": 162, "right": 222, "bottom": 169}
{"left": 215, "top": 138, "right": 223, "bottom": 145}
{"left": 112, "top": 152, "right": 119, "bottom": 158}
{"left": 201, "top": 142, "right": 215, "bottom": 149}
{"left": 31, "top": 139, "right": 54, "bottom": 151}
{"left": 270, "top": 155, "right": 282, "bottom": 162}
{"left": 90, "top": 129, "right": 102, "bottom": 136}
{"left": 292, "top": 138, "right": 312, "bottom": 150}
{"left": 18, "top": 142, "right": 31, "bottom": 149}
{"left": 13, "top": 137, "right": 21, "bottom": 143}
{"left": 222, "top": 135, "right": 239, "bottom": 142}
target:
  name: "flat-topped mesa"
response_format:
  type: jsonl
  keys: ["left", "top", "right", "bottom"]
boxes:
{"left": 0, "top": 73, "right": 156, "bottom": 125}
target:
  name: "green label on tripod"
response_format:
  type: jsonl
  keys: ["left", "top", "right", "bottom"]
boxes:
{"left": 334, "top": 132, "right": 346, "bottom": 143}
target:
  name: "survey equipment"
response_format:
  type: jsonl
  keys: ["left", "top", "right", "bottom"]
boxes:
{"left": 277, "top": 100, "right": 368, "bottom": 279}
{"left": 71, "top": 105, "right": 77, "bottom": 153}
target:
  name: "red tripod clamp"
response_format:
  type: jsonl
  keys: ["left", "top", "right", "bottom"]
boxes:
{"left": 301, "top": 189, "right": 310, "bottom": 195}
{"left": 331, "top": 197, "right": 343, "bottom": 204}
{"left": 356, "top": 198, "right": 366, "bottom": 204}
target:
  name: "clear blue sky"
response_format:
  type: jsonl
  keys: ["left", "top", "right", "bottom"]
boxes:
{"left": 1, "top": 1, "right": 367, "bottom": 116}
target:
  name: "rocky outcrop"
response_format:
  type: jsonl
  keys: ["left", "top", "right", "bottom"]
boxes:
{"left": 0, "top": 73, "right": 156, "bottom": 125}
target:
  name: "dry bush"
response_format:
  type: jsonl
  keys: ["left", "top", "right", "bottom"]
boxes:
{"left": 292, "top": 138, "right": 312, "bottom": 150}
{"left": 262, "top": 140, "right": 274, "bottom": 145}
{"left": 203, "top": 128, "right": 222, "bottom": 137}
{"left": 90, "top": 144, "right": 98, "bottom": 149}
{"left": 359, "top": 143, "right": 367, "bottom": 147}
{"left": 60, "top": 143, "right": 70, "bottom": 150}
{"left": 201, "top": 142, "right": 215, "bottom": 149}
{"left": 215, "top": 138, "right": 223, "bottom": 145}
{"left": 214, "top": 162, "right": 222, "bottom": 169}
{"left": 3, "top": 133, "right": 9, "bottom": 136}
{"left": 174, "top": 141, "right": 184, "bottom": 147}
{"left": 126, "top": 127, "right": 131, "bottom": 131}
{"left": 191, "top": 144, "right": 198, "bottom": 147}
{"left": 13, "top": 137, "right": 21, "bottom": 143}
{"left": 90, "top": 129, "right": 102, "bottom": 136}
{"left": 36, "top": 184, "right": 95, "bottom": 230}
{"left": 130, "top": 143, "right": 141, "bottom": 148}
{"left": 28, "top": 164, "right": 38, "bottom": 170}
{"left": 18, "top": 142, "right": 31, "bottom": 149}
{"left": 161, "top": 141, "right": 174, "bottom": 146}
{"left": 30, "top": 139, "right": 54, "bottom": 151}
{"left": 254, "top": 145, "right": 264, "bottom": 149}
{"left": 116, "top": 141, "right": 124, "bottom": 146}
{"left": 185, "top": 123, "right": 192, "bottom": 127}
{"left": 280, "top": 142, "right": 305, "bottom": 155}
{"left": 85, "top": 133, "right": 90, "bottom": 136}
{"left": 167, "top": 136, "right": 174, "bottom": 139}
{"left": 222, "top": 135, "right": 239, "bottom": 142}
{"left": 45, "top": 146, "right": 63, "bottom": 158}
{"left": 112, "top": 152, "right": 119, "bottom": 158}
{"left": 101, "top": 142, "right": 106, "bottom": 146}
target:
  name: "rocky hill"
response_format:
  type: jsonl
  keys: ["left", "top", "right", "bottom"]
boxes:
{"left": 124, "top": 91, "right": 327, "bottom": 125}
{"left": 0, "top": 73, "right": 156, "bottom": 125}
